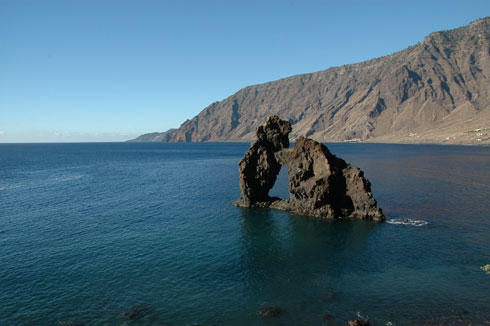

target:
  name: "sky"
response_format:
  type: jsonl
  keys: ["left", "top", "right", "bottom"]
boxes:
{"left": 1, "top": 0, "right": 489, "bottom": 142}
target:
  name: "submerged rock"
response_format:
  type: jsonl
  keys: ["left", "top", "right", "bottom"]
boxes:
{"left": 123, "top": 304, "right": 152, "bottom": 321}
{"left": 451, "top": 307, "right": 469, "bottom": 316}
{"left": 481, "top": 264, "right": 490, "bottom": 274}
{"left": 233, "top": 116, "right": 384, "bottom": 221}
{"left": 323, "top": 313, "right": 334, "bottom": 320}
{"left": 320, "top": 292, "right": 336, "bottom": 302}
{"left": 58, "top": 322, "right": 79, "bottom": 326}
{"left": 347, "top": 320, "right": 370, "bottom": 326}
{"left": 259, "top": 306, "right": 281, "bottom": 317}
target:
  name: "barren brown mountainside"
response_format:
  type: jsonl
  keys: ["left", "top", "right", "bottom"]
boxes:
{"left": 132, "top": 17, "right": 490, "bottom": 144}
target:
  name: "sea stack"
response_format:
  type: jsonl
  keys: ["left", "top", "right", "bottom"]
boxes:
{"left": 233, "top": 115, "right": 385, "bottom": 221}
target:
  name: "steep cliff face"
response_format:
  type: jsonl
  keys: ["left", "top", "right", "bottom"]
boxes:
{"left": 134, "top": 17, "right": 490, "bottom": 145}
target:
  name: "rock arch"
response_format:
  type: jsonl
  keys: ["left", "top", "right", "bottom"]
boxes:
{"left": 233, "top": 116, "right": 384, "bottom": 221}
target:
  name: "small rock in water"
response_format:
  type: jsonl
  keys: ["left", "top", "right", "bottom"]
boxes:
{"left": 451, "top": 307, "right": 469, "bottom": 316}
{"left": 259, "top": 306, "right": 281, "bottom": 317}
{"left": 403, "top": 218, "right": 409, "bottom": 223}
{"left": 347, "top": 320, "right": 370, "bottom": 326}
{"left": 481, "top": 264, "right": 490, "bottom": 274}
{"left": 58, "top": 321, "right": 78, "bottom": 326}
{"left": 123, "top": 304, "right": 152, "bottom": 321}
{"left": 322, "top": 292, "right": 336, "bottom": 301}
{"left": 323, "top": 313, "right": 334, "bottom": 320}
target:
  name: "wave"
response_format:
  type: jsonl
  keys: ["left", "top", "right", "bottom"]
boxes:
{"left": 0, "top": 185, "right": 21, "bottom": 191}
{"left": 0, "top": 175, "right": 83, "bottom": 191}
{"left": 56, "top": 175, "right": 83, "bottom": 182}
{"left": 387, "top": 218, "right": 428, "bottom": 227}
{"left": 357, "top": 311, "right": 368, "bottom": 319}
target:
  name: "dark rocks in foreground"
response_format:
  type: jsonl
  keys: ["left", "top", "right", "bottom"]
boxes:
{"left": 233, "top": 115, "right": 384, "bottom": 221}
{"left": 58, "top": 322, "right": 79, "bottom": 326}
{"left": 259, "top": 306, "right": 282, "bottom": 317}
{"left": 123, "top": 304, "right": 152, "bottom": 321}
{"left": 451, "top": 307, "right": 469, "bottom": 316}
{"left": 347, "top": 320, "right": 370, "bottom": 326}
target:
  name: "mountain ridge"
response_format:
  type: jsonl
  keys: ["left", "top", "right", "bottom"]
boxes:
{"left": 130, "top": 17, "right": 490, "bottom": 145}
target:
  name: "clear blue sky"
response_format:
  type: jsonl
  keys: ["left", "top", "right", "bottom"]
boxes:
{"left": 1, "top": 0, "right": 489, "bottom": 142}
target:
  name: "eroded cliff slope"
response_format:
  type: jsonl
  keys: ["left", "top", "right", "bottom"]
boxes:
{"left": 133, "top": 17, "right": 490, "bottom": 145}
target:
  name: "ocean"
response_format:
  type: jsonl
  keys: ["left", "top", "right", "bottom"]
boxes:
{"left": 1, "top": 142, "right": 489, "bottom": 326}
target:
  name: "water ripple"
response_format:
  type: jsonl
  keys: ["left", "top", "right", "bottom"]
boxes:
{"left": 1, "top": 143, "right": 489, "bottom": 326}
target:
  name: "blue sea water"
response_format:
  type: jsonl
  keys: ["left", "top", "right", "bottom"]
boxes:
{"left": 1, "top": 142, "right": 489, "bottom": 326}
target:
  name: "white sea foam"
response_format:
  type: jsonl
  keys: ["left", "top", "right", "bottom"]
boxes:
{"left": 0, "top": 185, "right": 21, "bottom": 191}
{"left": 56, "top": 175, "right": 83, "bottom": 182}
{"left": 357, "top": 311, "right": 368, "bottom": 319}
{"left": 387, "top": 218, "right": 428, "bottom": 227}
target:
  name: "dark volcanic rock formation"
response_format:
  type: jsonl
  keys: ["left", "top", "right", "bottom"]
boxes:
{"left": 233, "top": 115, "right": 292, "bottom": 207}
{"left": 233, "top": 116, "right": 384, "bottom": 221}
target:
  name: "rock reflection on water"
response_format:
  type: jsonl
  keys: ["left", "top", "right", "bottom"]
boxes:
{"left": 237, "top": 207, "right": 379, "bottom": 324}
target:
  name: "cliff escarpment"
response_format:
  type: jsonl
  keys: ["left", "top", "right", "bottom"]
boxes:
{"left": 132, "top": 17, "right": 490, "bottom": 145}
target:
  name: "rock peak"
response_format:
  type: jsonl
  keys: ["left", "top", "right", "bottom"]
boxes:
{"left": 232, "top": 116, "right": 291, "bottom": 206}
{"left": 256, "top": 115, "right": 292, "bottom": 150}
{"left": 233, "top": 116, "right": 384, "bottom": 221}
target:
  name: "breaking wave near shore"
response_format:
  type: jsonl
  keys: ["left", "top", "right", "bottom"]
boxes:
{"left": 387, "top": 218, "right": 429, "bottom": 226}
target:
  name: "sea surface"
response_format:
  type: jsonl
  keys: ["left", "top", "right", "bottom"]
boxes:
{"left": 1, "top": 142, "right": 489, "bottom": 326}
